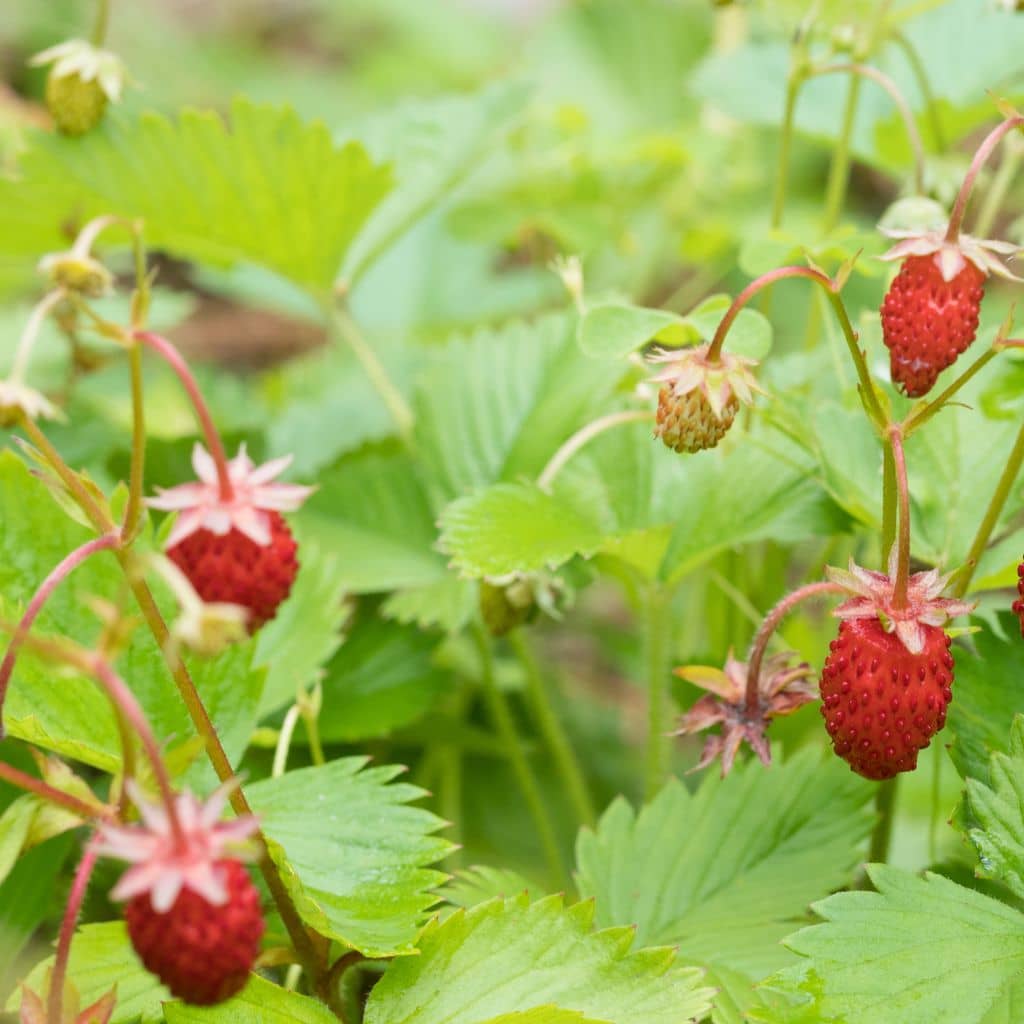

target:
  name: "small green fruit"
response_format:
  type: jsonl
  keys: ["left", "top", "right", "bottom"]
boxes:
{"left": 45, "top": 70, "right": 108, "bottom": 136}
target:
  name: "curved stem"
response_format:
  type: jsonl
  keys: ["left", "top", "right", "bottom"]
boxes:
{"left": 0, "top": 761, "right": 110, "bottom": 821}
{"left": 771, "top": 70, "right": 803, "bottom": 229}
{"left": 744, "top": 581, "right": 844, "bottom": 709}
{"left": 69, "top": 215, "right": 120, "bottom": 261}
{"left": 889, "top": 29, "right": 945, "bottom": 152}
{"left": 643, "top": 585, "right": 672, "bottom": 801}
{"left": 471, "top": 625, "right": 566, "bottom": 886}
{"left": 90, "top": 0, "right": 111, "bottom": 46}
{"left": 889, "top": 426, "right": 911, "bottom": 608}
{"left": 537, "top": 411, "right": 653, "bottom": 492}
{"left": 133, "top": 331, "right": 234, "bottom": 501}
{"left": 48, "top": 838, "right": 101, "bottom": 1024}
{"left": 10, "top": 290, "right": 64, "bottom": 383}
{"left": 953, "top": 420, "right": 1024, "bottom": 596}
{"left": 509, "top": 630, "right": 596, "bottom": 827}
{"left": 273, "top": 704, "right": 302, "bottom": 778}
{"left": 822, "top": 72, "right": 863, "bottom": 233}
{"left": 810, "top": 63, "right": 926, "bottom": 194}
{"left": 0, "top": 533, "right": 120, "bottom": 735}
{"left": 122, "top": 344, "right": 145, "bottom": 541}
{"left": 946, "top": 116, "right": 1024, "bottom": 242}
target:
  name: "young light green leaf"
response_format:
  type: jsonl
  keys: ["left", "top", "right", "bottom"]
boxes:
{"left": 964, "top": 715, "right": 1024, "bottom": 901}
{"left": 577, "top": 303, "right": 681, "bottom": 361}
{"left": 574, "top": 748, "right": 873, "bottom": 981}
{"left": 13, "top": 922, "right": 168, "bottom": 1024}
{"left": 17, "top": 98, "right": 392, "bottom": 291}
{"left": 246, "top": 758, "right": 452, "bottom": 957}
{"left": 364, "top": 894, "right": 713, "bottom": 1024}
{"left": 439, "top": 482, "right": 604, "bottom": 578}
{"left": 768, "top": 864, "right": 1024, "bottom": 1024}
{"left": 164, "top": 974, "right": 338, "bottom": 1024}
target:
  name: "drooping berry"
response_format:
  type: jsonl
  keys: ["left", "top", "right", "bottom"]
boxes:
{"left": 167, "top": 512, "right": 298, "bottom": 631}
{"left": 1012, "top": 560, "right": 1024, "bottom": 636}
{"left": 821, "top": 555, "right": 973, "bottom": 780}
{"left": 126, "top": 858, "right": 264, "bottom": 1005}
{"left": 647, "top": 343, "right": 764, "bottom": 455}
{"left": 880, "top": 255, "right": 985, "bottom": 397}
{"left": 820, "top": 618, "right": 954, "bottom": 779}
{"left": 30, "top": 40, "right": 127, "bottom": 137}
{"left": 148, "top": 444, "right": 314, "bottom": 633}
{"left": 95, "top": 782, "right": 263, "bottom": 1006}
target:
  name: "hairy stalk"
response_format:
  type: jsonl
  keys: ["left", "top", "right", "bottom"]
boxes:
{"left": 0, "top": 760, "right": 111, "bottom": 821}
{"left": 946, "top": 116, "right": 1024, "bottom": 242}
{"left": 134, "top": 331, "right": 234, "bottom": 500}
{"left": 122, "top": 344, "right": 146, "bottom": 540}
{"left": 771, "top": 70, "right": 803, "bottom": 229}
{"left": 48, "top": 839, "right": 101, "bottom": 1024}
{"left": 890, "top": 29, "right": 945, "bottom": 151}
{"left": 0, "top": 533, "right": 119, "bottom": 733}
{"left": 975, "top": 134, "right": 1024, "bottom": 239}
{"left": 643, "top": 586, "right": 672, "bottom": 801}
{"left": 811, "top": 62, "right": 926, "bottom": 194}
{"left": 472, "top": 625, "right": 566, "bottom": 886}
{"left": 889, "top": 427, "right": 911, "bottom": 608}
{"left": 953, "top": 420, "right": 1024, "bottom": 597}
{"left": 744, "top": 582, "right": 844, "bottom": 709}
{"left": 868, "top": 777, "right": 898, "bottom": 864}
{"left": 537, "top": 411, "right": 653, "bottom": 492}
{"left": 509, "top": 630, "right": 596, "bottom": 827}
{"left": 91, "top": 0, "right": 111, "bottom": 46}
{"left": 331, "top": 307, "right": 414, "bottom": 445}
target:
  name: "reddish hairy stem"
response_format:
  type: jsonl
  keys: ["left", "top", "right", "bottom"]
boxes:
{"left": 0, "top": 533, "right": 120, "bottom": 736}
{"left": 48, "top": 839, "right": 101, "bottom": 1024}
{"left": 745, "top": 582, "right": 845, "bottom": 709}
{"left": 133, "top": 331, "right": 234, "bottom": 501}
{"left": 0, "top": 761, "right": 111, "bottom": 821}
{"left": 945, "top": 115, "right": 1024, "bottom": 242}
{"left": 889, "top": 426, "right": 911, "bottom": 609}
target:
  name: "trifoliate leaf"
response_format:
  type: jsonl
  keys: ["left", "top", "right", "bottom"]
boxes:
{"left": 574, "top": 748, "right": 873, "bottom": 982}
{"left": 246, "top": 758, "right": 452, "bottom": 957}
{"left": 364, "top": 894, "right": 713, "bottom": 1024}
{"left": 767, "top": 864, "right": 1024, "bottom": 1024}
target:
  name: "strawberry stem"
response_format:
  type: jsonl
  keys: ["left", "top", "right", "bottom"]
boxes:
{"left": 744, "top": 581, "right": 844, "bottom": 711}
{"left": 889, "top": 426, "right": 911, "bottom": 609}
{"left": 902, "top": 346, "right": 1001, "bottom": 436}
{"left": 0, "top": 532, "right": 120, "bottom": 738}
{"left": 48, "top": 838, "right": 101, "bottom": 1024}
{"left": 9, "top": 289, "right": 64, "bottom": 384}
{"left": 889, "top": 29, "right": 945, "bottom": 152}
{"left": 810, "top": 62, "right": 926, "bottom": 195}
{"left": 122, "top": 343, "right": 146, "bottom": 542}
{"left": 133, "top": 331, "right": 235, "bottom": 502}
{"left": 90, "top": 0, "right": 111, "bottom": 46}
{"left": 0, "top": 760, "right": 111, "bottom": 822}
{"left": 945, "top": 115, "right": 1024, "bottom": 242}
{"left": 537, "top": 410, "right": 654, "bottom": 492}
{"left": 881, "top": 444, "right": 897, "bottom": 559}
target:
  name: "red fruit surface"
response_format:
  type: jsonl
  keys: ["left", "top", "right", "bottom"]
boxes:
{"left": 880, "top": 254, "right": 986, "bottom": 397}
{"left": 1013, "top": 560, "right": 1024, "bottom": 637}
{"left": 167, "top": 511, "right": 298, "bottom": 630}
{"left": 819, "top": 618, "right": 954, "bottom": 780}
{"left": 125, "top": 859, "right": 264, "bottom": 1005}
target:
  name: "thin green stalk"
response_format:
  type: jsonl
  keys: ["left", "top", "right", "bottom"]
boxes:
{"left": 975, "top": 136, "right": 1024, "bottom": 239}
{"left": 889, "top": 427, "right": 911, "bottom": 608}
{"left": 122, "top": 344, "right": 145, "bottom": 541}
{"left": 303, "top": 708, "right": 326, "bottom": 768}
{"left": 472, "top": 625, "right": 566, "bottom": 886}
{"left": 953, "top": 421, "right": 1024, "bottom": 596}
{"left": 889, "top": 29, "right": 945, "bottom": 151}
{"left": 772, "top": 71, "right": 803, "bottom": 229}
{"left": 868, "top": 777, "right": 898, "bottom": 863}
{"left": 509, "top": 630, "right": 596, "bottom": 827}
{"left": 822, "top": 73, "right": 863, "bottom": 233}
{"left": 438, "top": 744, "right": 463, "bottom": 867}
{"left": 882, "top": 443, "right": 897, "bottom": 557}
{"left": 332, "top": 307, "right": 414, "bottom": 445}
{"left": 902, "top": 348, "right": 999, "bottom": 436}
{"left": 643, "top": 586, "right": 673, "bottom": 801}
{"left": 91, "top": 0, "right": 111, "bottom": 46}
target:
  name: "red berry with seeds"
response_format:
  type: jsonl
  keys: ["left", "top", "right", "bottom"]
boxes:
{"left": 820, "top": 618, "right": 954, "bottom": 780}
{"left": 167, "top": 512, "right": 298, "bottom": 630}
{"left": 880, "top": 255, "right": 985, "bottom": 397}
{"left": 1012, "top": 560, "right": 1024, "bottom": 636}
{"left": 126, "top": 858, "right": 264, "bottom": 1005}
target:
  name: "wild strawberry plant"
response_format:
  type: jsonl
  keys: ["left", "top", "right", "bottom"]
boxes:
{"left": 2, "top": 1, "right": 1024, "bottom": 1022}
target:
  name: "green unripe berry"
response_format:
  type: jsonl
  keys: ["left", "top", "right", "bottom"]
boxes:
{"left": 45, "top": 70, "right": 107, "bottom": 137}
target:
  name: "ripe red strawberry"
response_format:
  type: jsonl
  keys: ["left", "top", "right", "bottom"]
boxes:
{"left": 880, "top": 255, "right": 985, "bottom": 397}
{"left": 647, "top": 343, "right": 764, "bottom": 455}
{"left": 1012, "top": 561, "right": 1024, "bottom": 636}
{"left": 820, "top": 556, "right": 972, "bottom": 780}
{"left": 126, "top": 859, "right": 264, "bottom": 1005}
{"left": 167, "top": 512, "right": 298, "bottom": 630}
{"left": 820, "top": 618, "right": 953, "bottom": 779}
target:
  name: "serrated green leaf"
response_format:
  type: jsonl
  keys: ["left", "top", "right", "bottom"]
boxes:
{"left": 164, "top": 974, "right": 338, "bottom": 1024}
{"left": 440, "top": 865, "right": 537, "bottom": 909}
{"left": 13, "top": 922, "right": 168, "bottom": 1024}
{"left": 964, "top": 715, "right": 1024, "bottom": 901}
{"left": 770, "top": 864, "right": 1024, "bottom": 1024}
{"left": 14, "top": 98, "right": 392, "bottom": 291}
{"left": 247, "top": 758, "right": 452, "bottom": 957}
{"left": 575, "top": 749, "right": 873, "bottom": 982}
{"left": 439, "top": 482, "right": 604, "bottom": 578}
{"left": 364, "top": 894, "right": 713, "bottom": 1024}
{"left": 381, "top": 575, "right": 476, "bottom": 634}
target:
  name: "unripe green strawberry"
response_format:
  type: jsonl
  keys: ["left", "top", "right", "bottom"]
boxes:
{"left": 479, "top": 579, "right": 536, "bottom": 637}
{"left": 45, "top": 70, "right": 108, "bottom": 136}
{"left": 656, "top": 387, "right": 738, "bottom": 454}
